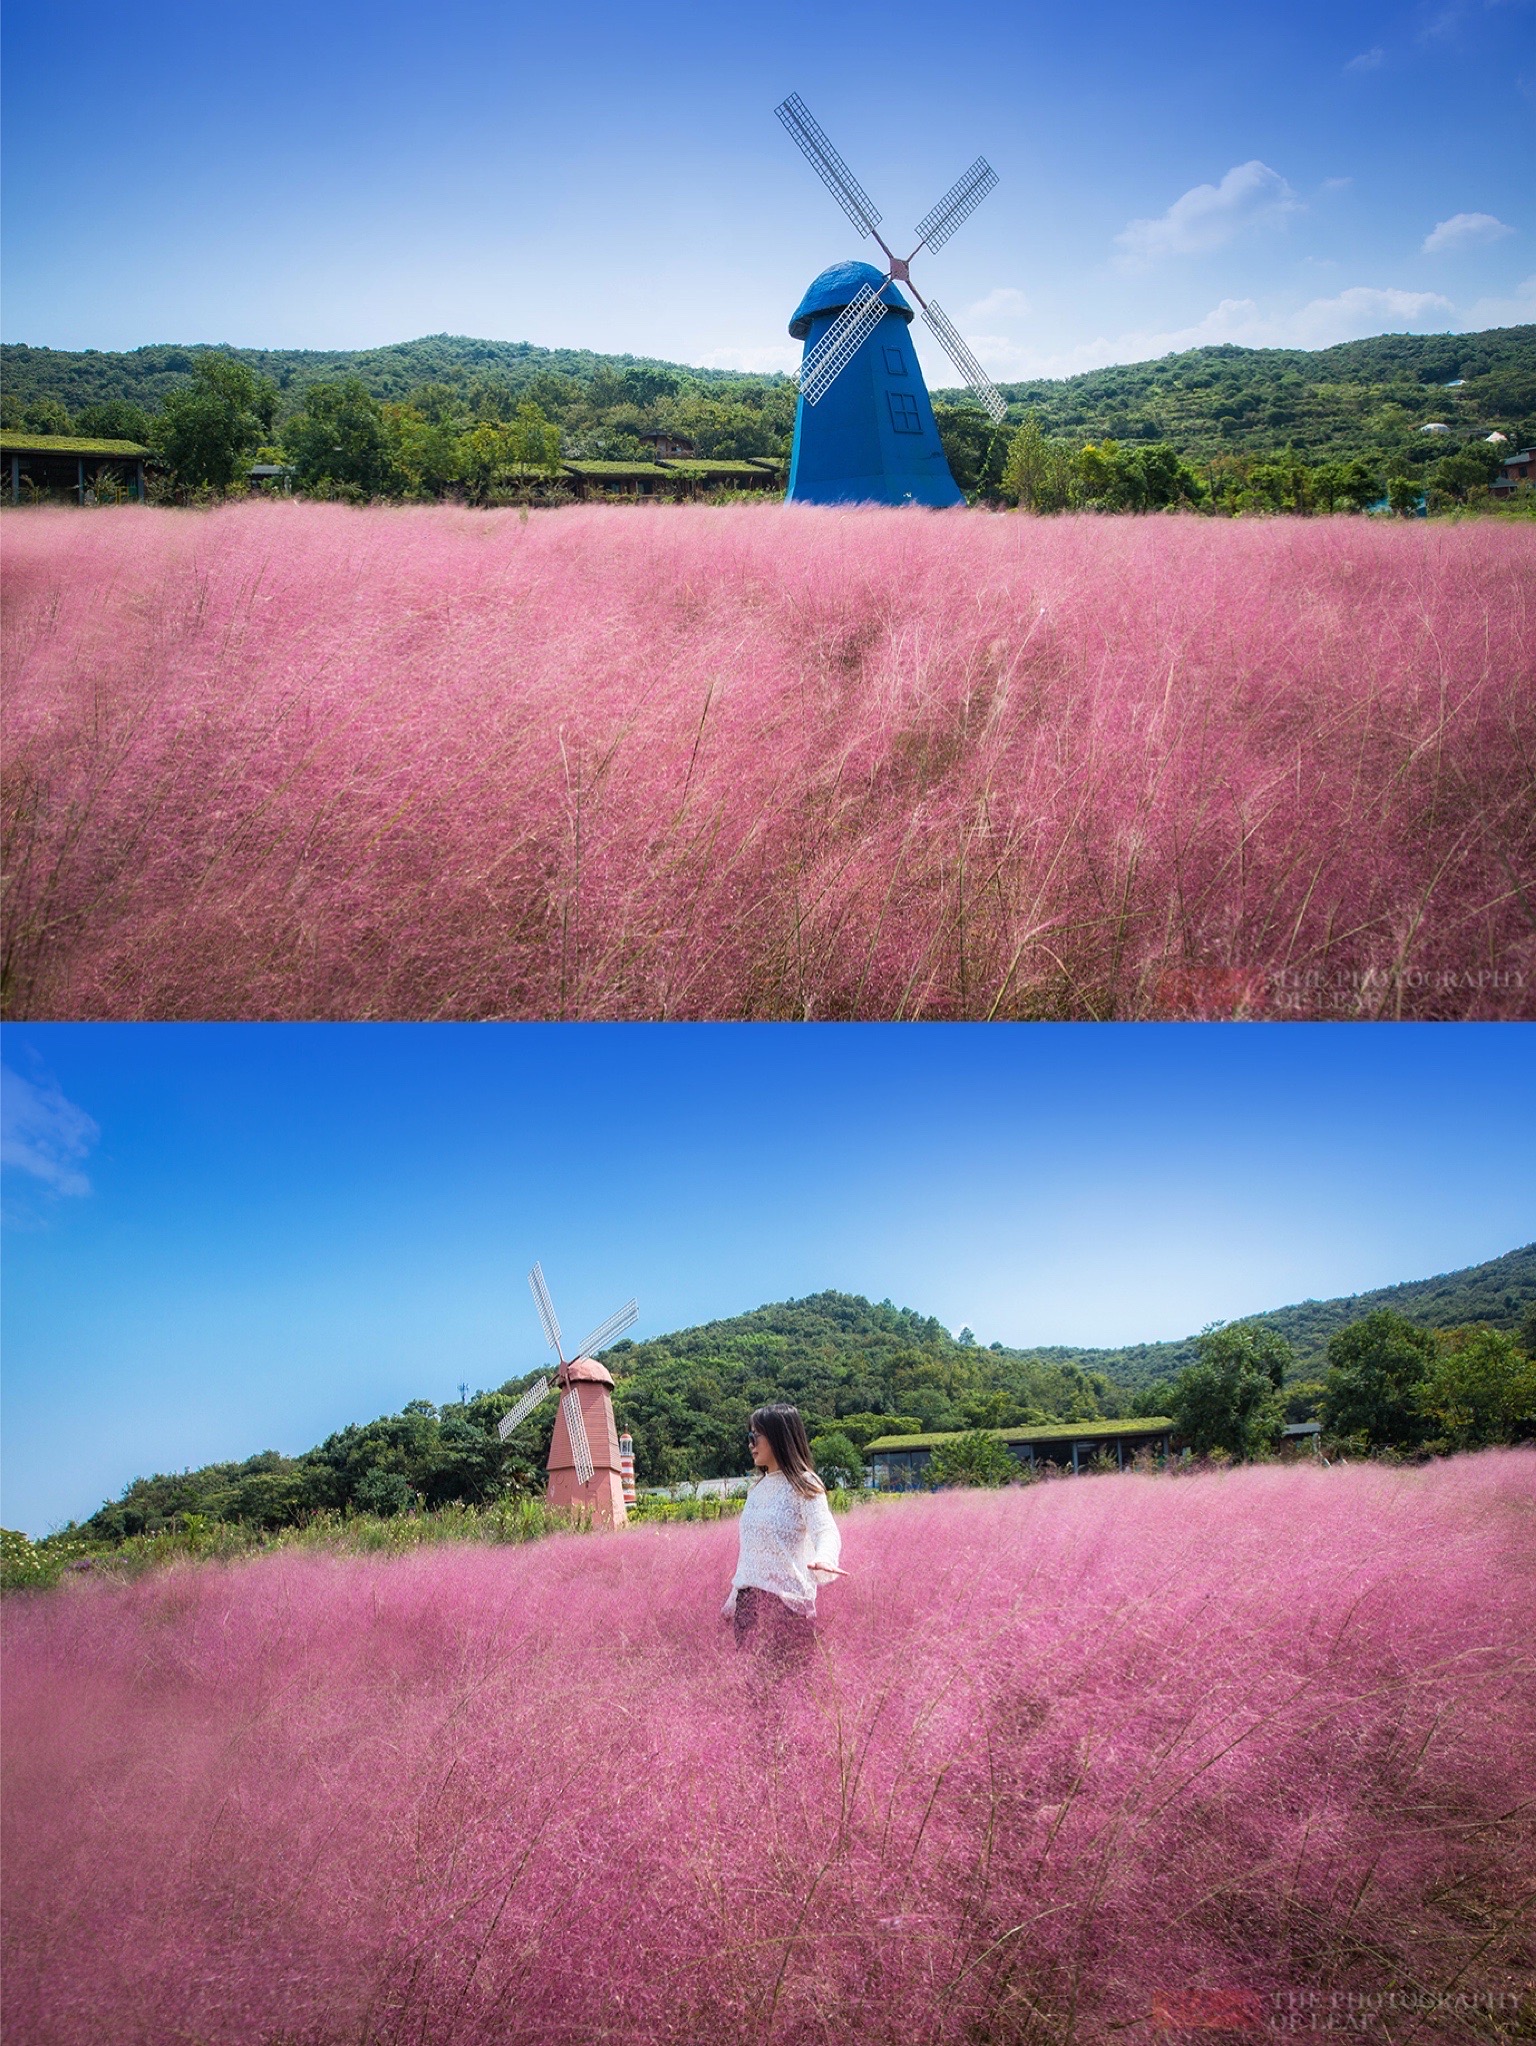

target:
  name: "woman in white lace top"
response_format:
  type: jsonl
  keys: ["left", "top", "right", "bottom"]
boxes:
{"left": 724, "top": 1404, "right": 846, "bottom": 1676}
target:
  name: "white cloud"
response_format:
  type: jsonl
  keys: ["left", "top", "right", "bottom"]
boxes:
{"left": 0, "top": 1065, "right": 99, "bottom": 1198}
{"left": 1345, "top": 46, "right": 1386, "bottom": 70}
{"left": 1459, "top": 271, "right": 1536, "bottom": 327}
{"left": 967, "top": 285, "right": 1456, "bottom": 381}
{"left": 1422, "top": 211, "right": 1515, "bottom": 253}
{"left": 1114, "top": 161, "right": 1299, "bottom": 267}
{"left": 697, "top": 341, "right": 800, "bottom": 375}
{"left": 1266, "top": 285, "right": 1456, "bottom": 346}
{"left": 962, "top": 287, "right": 1030, "bottom": 325}
{"left": 1419, "top": 7, "right": 1463, "bottom": 41}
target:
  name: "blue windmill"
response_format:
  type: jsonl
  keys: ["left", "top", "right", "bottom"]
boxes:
{"left": 775, "top": 93, "right": 1008, "bottom": 508}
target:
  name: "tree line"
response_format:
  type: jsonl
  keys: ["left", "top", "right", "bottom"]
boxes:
{"left": 7, "top": 326, "right": 1529, "bottom": 513}
{"left": 66, "top": 1290, "right": 1536, "bottom": 1542}
{"left": 3, "top": 354, "right": 793, "bottom": 504}
{"left": 943, "top": 407, "right": 1517, "bottom": 515}
{"left": 937, "top": 1307, "right": 1536, "bottom": 1485}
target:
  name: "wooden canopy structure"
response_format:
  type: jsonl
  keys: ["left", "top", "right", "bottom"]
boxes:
{"left": 559, "top": 456, "right": 783, "bottom": 500}
{"left": 866, "top": 1418, "right": 1179, "bottom": 1485}
{"left": 3, "top": 433, "right": 151, "bottom": 503}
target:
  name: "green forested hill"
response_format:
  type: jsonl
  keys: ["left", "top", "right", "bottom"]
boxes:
{"left": 0, "top": 332, "right": 773, "bottom": 416}
{"left": 1032, "top": 1242, "right": 1536, "bottom": 1393}
{"left": 968, "top": 325, "right": 1536, "bottom": 464}
{"left": 4, "top": 325, "right": 1531, "bottom": 476}
{"left": 79, "top": 1244, "right": 1534, "bottom": 1538}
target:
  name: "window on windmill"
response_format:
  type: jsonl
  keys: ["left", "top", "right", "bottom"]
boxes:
{"left": 887, "top": 390, "right": 922, "bottom": 435}
{"left": 883, "top": 344, "right": 908, "bottom": 376}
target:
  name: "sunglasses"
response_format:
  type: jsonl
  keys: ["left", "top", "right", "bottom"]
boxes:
{"left": 747, "top": 1429, "right": 761, "bottom": 1445}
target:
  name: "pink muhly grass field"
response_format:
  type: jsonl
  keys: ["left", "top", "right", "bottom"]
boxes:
{"left": 3, "top": 501, "right": 1532, "bottom": 1020}
{"left": 4, "top": 1454, "right": 1533, "bottom": 2046}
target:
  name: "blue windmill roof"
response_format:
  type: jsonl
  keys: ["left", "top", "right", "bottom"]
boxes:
{"left": 789, "top": 260, "right": 913, "bottom": 339}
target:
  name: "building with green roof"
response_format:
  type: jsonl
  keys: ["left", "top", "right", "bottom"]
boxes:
{"left": 865, "top": 1419, "right": 1178, "bottom": 1485}
{"left": 3, "top": 432, "right": 151, "bottom": 503}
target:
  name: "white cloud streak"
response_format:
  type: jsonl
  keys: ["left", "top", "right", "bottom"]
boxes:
{"left": 1114, "top": 161, "right": 1299, "bottom": 268}
{"left": 1, "top": 1066, "right": 100, "bottom": 1198}
{"left": 970, "top": 285, "right": 1457, "bottom": 381}
{"left": 1422, "top": 211, "right": 1514, "bottom": 253}
{"left": 1459, "top": 271, "right": 1536, "bottom": 327}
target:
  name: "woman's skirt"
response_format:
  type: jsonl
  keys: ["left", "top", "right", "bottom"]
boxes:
{"left": 732, "top": 1585, "right": 816, "bottom": 1675}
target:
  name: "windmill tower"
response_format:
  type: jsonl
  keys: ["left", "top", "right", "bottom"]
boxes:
{"left": 497, "top": 1264, "right": 637, "bottom": 1527}
{"left": 775, "top": 93, "right": 1008, "bottom": 507}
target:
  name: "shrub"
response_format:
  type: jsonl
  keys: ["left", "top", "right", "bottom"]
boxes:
{"left": 927, "top": 1428, "right": 1020, "bottom": 1486}
{"left": 808, "top": 1429, "right": 864, "bottom": 1488}
{"left": 352, "top": 1470, "right": 417, "bottom": 1517}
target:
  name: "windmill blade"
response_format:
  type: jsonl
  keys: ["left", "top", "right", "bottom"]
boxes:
{"left": 914, "top": 157, "right": 998, "bottom": 252}
{"left": 797, "top": 281, "right": 891, "bottom": 405}
{"left": 920, "top": 302, "right": 1009, "bottom": 424}
{"left": 497, "top": 1376, "right": 551, "bottom": 1441}
{"left": 563, "top": 1387, "right": 595, "bottom": 1485}
{"left": 774, "top": 93, "right": 882, "bottom": 240}
{"left": 527, "top": 1263, "right": 564, "bottom": 1359}
{"left": 574, "top": 1298, "right": 638, "bottom": 1361}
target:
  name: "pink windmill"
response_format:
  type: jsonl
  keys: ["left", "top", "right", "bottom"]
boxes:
{"left": 497, "top": 1263, "right": 637, "bottom": 1527}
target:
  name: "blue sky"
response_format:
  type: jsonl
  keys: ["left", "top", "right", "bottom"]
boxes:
{"left": 3, "top": 1024, "right": 1532, "bottom": 1535}
{"left": 2, "top": 0, "right": 1531, "bottom": 381}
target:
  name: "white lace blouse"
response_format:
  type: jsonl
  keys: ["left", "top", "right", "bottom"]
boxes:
{"left": 723, "top": 1471, "right": 845, "bottom": 1619}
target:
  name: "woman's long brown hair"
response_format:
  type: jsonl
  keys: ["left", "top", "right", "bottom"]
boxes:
{"left": 750, "top": 1404, "right": 825, "bottom": 1498}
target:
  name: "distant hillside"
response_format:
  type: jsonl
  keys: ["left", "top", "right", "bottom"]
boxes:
{"left": 0, "top": 332, "right": 776, "bottom": 417}
{"left": 1015, "top": 1242, "right": 1536, "bottom": 1392}
{"left": 954, "top": 326, "right": 1536, "bottom": 465}
{"left": 79, "top": 1244, "right": 1534, "bottom": 1538}
{"left": 5, "top": 325, "right": 1532, "bottom": 473}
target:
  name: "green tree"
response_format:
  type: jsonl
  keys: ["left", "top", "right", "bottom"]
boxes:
{"left": 354, "top": 1469, "right": 416, "bottom": 1517}
{"left": 1283, "top": 1380, "right": 1328, "bottom": 1424}
{"left": 404, "top": 381, "right": 470, "bottom": 426}
{"left": 1415, "top": 1327, "right": 1536, "bottom": 1450}
{"left": 385, "top": 404, "right": 463, "bottom": 497}
{"left": 507, "top": 400, "right": 561, "bottom": 472}
{"left": 1386, "top": 474, "right": 1423, "bottom": 517}
{"left": 73, "top": 399, "right": 154, "bottom": 444}
{"left": 1311, "top": 457, "right": 1377, "bottom": 513}
{"left": 21, "top": 396, "right": 72, "bottom": 435}
{"left": 1244, "top": 451, "right": 1313, "bottom": 514}
{"left": 1320, "top": 1310, "right": 1437, "bottom": 1450}
{"left": 457, "top": 402, "right": 561, "bottom": 500}
{"left": 1133, "top": 442, "right": 1206, "bottom": 510}
{"left": 1071, "top": 438, "right": 1204, "bottom": 512}
{"left": 1428, "top": 446, "right": 1503, "bottom": 507}
{"left": 928, "top": 1429, "right": 1020, "bottom": 1487}
{"left": 283, "top": 378, "right": 397, "bottom": 496}
{"left": 1171, "top": 1322, "right": 1290, "bottom": 1459}
{"left": 834, "top": 1412, "right": 925, "bottom": 1450}
{"left": 997, "top": 411, "right": 1073, "bottom": 510}
{"left": 959, "top": 1389, "right": 1016, "bottom": 1429}
{"left": 1129, "top": 1380, "right": 1178, "bottom": 1418}
{"left": 808, "top": 1429, "right": 864, "bottom": 1488}
{"left": 153, "top": 355, "right": 277, "bottom": 490}
{"left": 1072, "top": 438, "right": 1124, "bottom": 508}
